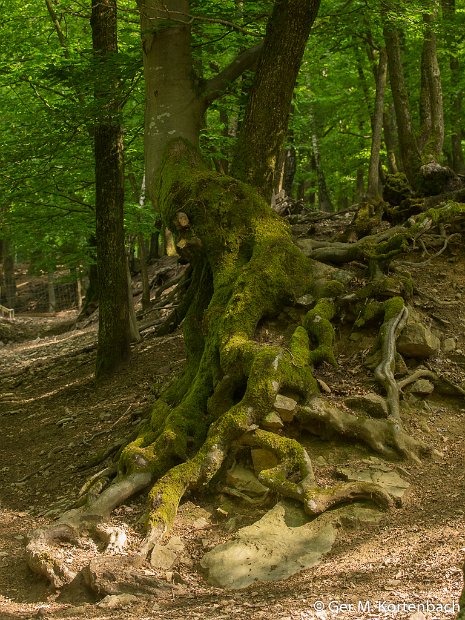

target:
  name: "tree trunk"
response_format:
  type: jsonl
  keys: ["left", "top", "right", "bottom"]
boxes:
{"left": 418, "top": 6, "right": 444, "bottom": 162}
{"left": 91, "top": 0, "right": 131, "bottom": 378}
{"left": 136, "top": 0, "right": 204, "bottom": 201}
{"left": 383, "top": 22, "right": 422, "bottom": 187}
{"left": 47, "top": 272, "right": 56, "bottom": 313}
{"left": 311, "top": 123, "right": 333, "bottom": 212}
{"left": 442, "top": 0, "right": 465, "bottom": 173}
{"left": 383, "top": 104, "right": 399, "bottom": 174}
{"left": 367, "top": 48, "right": 387, "bottom": 199}
{"left": 231, "top": 0, "right": 321, "bottom": 201}
{"left": 1, "top": 240, "right": 16, "bottom": 309}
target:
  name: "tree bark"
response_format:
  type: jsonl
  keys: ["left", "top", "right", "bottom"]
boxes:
{"left": 418, "top": 6, "right": 444, "bottom": 162}
{"left": 383, "top": 22, "right": 422, "bottom": 187}
{"left": 1, "top": 240, "right": 16, "bottom": 309}
{"left": 231, "top": 0, "right": 321, "bottom": 201}
{"left": 367, "top": 48, "right": 387, "bottom": 199}
{"left": 91, "top": 0, "right": 131, "bottom": 378}
{"left": 441, "top": 0, "right": 465, "bottom": 173}
{"left": 383, "top": 104, "right": 399, "bottom": 174}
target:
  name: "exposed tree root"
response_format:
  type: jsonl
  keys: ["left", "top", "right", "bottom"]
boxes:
{"left": 27, "top": 140, "right": 441, "bottom": 589}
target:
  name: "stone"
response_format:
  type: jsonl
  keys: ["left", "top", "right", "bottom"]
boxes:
{"left": 317, "top": 378, "right": 331, "bottom": 394}
{"left": 337, "top": 467, "right": 410, "bottom": 500}
{"left": 409, "top": 379, "right": 434, "bottom": 396}
{"left": 295, "top": 294, "right": 315, "bottom": 308}
{"left": 397, "top": 313, "right": 440, "bottom": 359}
{"left": 97, "top": 594, "right": 138, "bottom": 609}
{"left": 150, "top": 536, "right": 186, "bottom": 570}
{"left": 200, "top": 501, "right": 337, "bottom": 589}
{"left": 273, "top": 394, "right": 297, "bottom": 422}
{"left": 442, "top": 337, "right": 456, "bottom": 354}
{"left": 262, "top": 411, "right": 284, "bottom": 430}
{"left": 344, "top": 393, "right": 388, "bottom": 418}
{"left": 225, "top": 464, "right": 269, "bottom": 498}
{"left": 192, "top": 517, "right": 210, "bottom": 530}
{"left": 251, "top": 449, "right": 279, "bottom": 475}
{"left": 201, "top": 501, "right": 382, "bottom": 589}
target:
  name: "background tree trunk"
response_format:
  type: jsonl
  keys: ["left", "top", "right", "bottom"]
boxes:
{"left": 367, "top": 48, "right": 387, "bottom": 199}
{"left": 231, "top": 0, "right": 321, "bottom": 201}
{"left": 91, "top": 0, "right": 131, "bottom": 378}
{"left": 383, "top": 22, "right": 422, "bottom": 187}
{"left": 418, "top": 7, "right": 444, "bottom": 162}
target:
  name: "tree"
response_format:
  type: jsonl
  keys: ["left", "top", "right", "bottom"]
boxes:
{"left": 26, "top": 0, "right": 437, "bottom": 588}
{"left": 91, "top": 0, "right": 132, "bottom": 378}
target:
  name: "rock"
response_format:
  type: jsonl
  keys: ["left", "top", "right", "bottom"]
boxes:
{"left": 251, "top": 448, "right": 279, "bottom": 475}
{"left": 344, "top": 393, "right": 388, "bottom": 418}
{"left": 262, "top": 411, "right": 284, "bottom": 430}
{"left": 409, "top": 379, "right": 434, "bottom": 396}
{"left": 225, "top": 464, "right": 269, "bottom": 498}
{"left": 442, "top": 337, "right": 456, "bottom": 353}
{"left": 408, "top": 612, "right": 426, "bottom": 620}
{"left": 150, "top": 536, "right": 186, "bottom": 570}
{"left": 337, "top": 467, "right": 410, "bottom": 501}
{"left": 397, "top": 312, "right": 440, "bottom": 359}
{"left": 317, "top": 378, "right": 331, "bottom": 394}
{"left": 200, "top": 501, "right": 337, "bottom": 589}
{"left": 273, "top": 394, "right": 297, "bottom": 422}
{"left": 192, "top": 517, "right": 210, "bottom": 530}
{"left": 295, "top": 294, "right": 315, "bottom": 308}
{"left": 97, "top": 594, "right": 138, "bottom": 609}
{"left": 201, "top": 501, "right": 382, "bottom": 589}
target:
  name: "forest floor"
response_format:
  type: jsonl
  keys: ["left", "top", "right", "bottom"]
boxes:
{"left": 1, "top": 219, "right": 465, "bottom": 620}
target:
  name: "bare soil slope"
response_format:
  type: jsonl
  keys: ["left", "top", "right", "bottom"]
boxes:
{"left": 1, "top": 233, "right": 464, "bottom": 619}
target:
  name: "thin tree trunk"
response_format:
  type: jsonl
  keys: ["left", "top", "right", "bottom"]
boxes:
{"left": 418, "top": 6, "right": 444, "bottom": 162}
{"left": 383, "top": 22, "right": 422, "bottom": 187}
{"left": 442, "top": 0, "right": 465, "bottom": 173}
{"left": 311, "top": 128, "right": 333, "bottom": 212}
{"left": 2, "top": 240, "right": 16, "bottom": 309}
{"left": 91, "top": 0, "right": 131, "bottom": 378}
{"left": 367, "top": 48, "right": 387, "bottom": 199}
{"left": 126, "top": 259, "right": 141, "bottom": 342}
{"left": 383, "top": 104, "right": 399, "bottom": 174}
{"left": 47, "top": 272, "right": 56, "bottom": 313}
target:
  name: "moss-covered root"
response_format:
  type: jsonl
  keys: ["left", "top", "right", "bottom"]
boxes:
{"left": 240, "top": 429, "right": 392, "bottom": 515}
{"left": 374, "top": 297, "right": 408, "bottom": 420}
{"left": 26, "top": 472, "right": 152, "bottom": 587}
{"left": 298, "top": 397, "right": 430, "bottom": 463}
{"left": 304, "top": 298, "right": 338, "bottom": 367}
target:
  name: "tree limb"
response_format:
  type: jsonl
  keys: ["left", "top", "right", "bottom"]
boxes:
{"left": 202, "top": 43, "right": 263, "bottom": 105}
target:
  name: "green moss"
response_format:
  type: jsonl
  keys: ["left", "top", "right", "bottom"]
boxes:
{"left": 354, "top": 300, "right": 383, "bottom": 328}
{"left": 304, "top": 298, "right": 337, "bottom": 367}
{"left": 383, "top": 296, "right": 405, "bottom": 321}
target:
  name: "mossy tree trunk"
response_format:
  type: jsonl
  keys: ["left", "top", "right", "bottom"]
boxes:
{"left": 91, "top": 0, "right": 131, "bottom": 378}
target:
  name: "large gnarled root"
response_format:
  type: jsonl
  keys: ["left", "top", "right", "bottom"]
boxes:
{"left": 26, "top": 472, "right": 151, "bottom": 588}
{"left": 297, "top": 397, "right": 430, "bottom": 463}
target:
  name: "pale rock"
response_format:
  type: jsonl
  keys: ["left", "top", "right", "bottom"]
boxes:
{"left": 150, "top": 536, "right": 186, "bottom": 570}
{"left": 262, "top": 411, "right": 284, "bottom": 430}
{"left": 251, "top": 448, "right": 279, "bottom": 475}
{"left": 442, "top": 337, "right": 456, "bottom": 353}
{"left": 226, "top": 464, "right": 269, "bottom": 498}
{"left": 317, "top": 378, "right": 331, "bottom": 394}
{"left": 273, "top": 394, "right": 297, "bottom": 422}
{"left": 97, "top": 594, "right": 138, "bottom": 609}
{"left": 409, "top": 379, "right": 434, "bottom": 396}
{"left": 397, "top": 312, "right": 440, "bottom": 359}
{"left": 344, "top": 393, "right": 388, "bottom": 418}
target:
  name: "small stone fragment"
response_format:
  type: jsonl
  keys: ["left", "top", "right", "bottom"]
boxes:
{"left": 397, "top": 321, "right": 440, "bottom": 359}
{"left": 409, "top": 379, "right": 434, "bottom": 396}
{"left": 97, "top": 594, "right": 138, "bottom": 609}
{"left": 226, "top": 464, "right": 269, "bottom": 498}
{"left": 262, "top": 411, "right": 284, "bottom": 430}
{"left": 273, "top": 394, "right": 297, "bottom": 422}
{"left": 344, "top": 393, "right": 388, "bottom": 418}
{"left": 442, "top": 337, "right": 456, "bottom": 353}
{"left": 316, "top": 378, "right": 331, "bottom": 394}
{"left": 192, "top": 517, "right": 210, "bottom": 530}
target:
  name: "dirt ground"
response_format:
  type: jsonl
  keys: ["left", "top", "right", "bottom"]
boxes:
{"left": 1, "top": 241, "right": 465, "bottom": 620}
